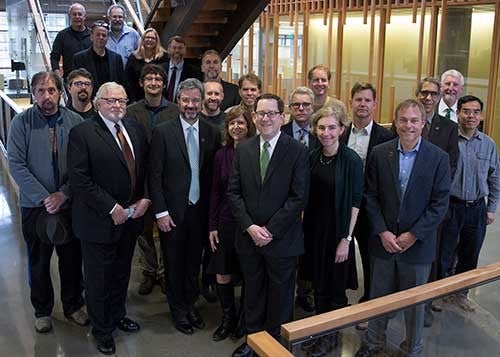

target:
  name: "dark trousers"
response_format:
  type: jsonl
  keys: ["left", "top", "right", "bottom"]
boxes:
{"left": 239, "top": 251, "right": 297, "bottom": 338}
{"left": 80, "top": 226, "right": 137, "bottom": 339}
{"left": 439, "top": 198, "right": 487, "bottom": 279}
{"left": 354, "top": 212, "right": 372, "bottom": 302}
{"left": 137, "top": 208, "right": 164, "bottom": 277}
{"left": 159, "top": 204, "right": 204, "bottom": 321}
{"left": 21, "top": 207, "right": 84, "bottom": 318}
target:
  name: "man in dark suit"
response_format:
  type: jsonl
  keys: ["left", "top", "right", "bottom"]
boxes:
{"left": 68, "top": 82, "right": 150, "bottom": 355}
{"left": 149, "top": 78, "right": 221, "bottom": 335}
{"left": 126, "top": 64, "right": 179, "bottom": 295}
{"left": 73, "top": 21, "right": 124, "bottom": 97}
{"left": 228, "top": 93, "right": 309, "bottom": 357}
{"left": 340, "top": 82, "right": 394, "bottom": 306}
{"left": 164, "top": 36, "right": 203, "bottom": 102}
{"left": 355, "top": 99, "right": 450, "bottom": 357}
{"left": 201, "top": 49, "right": 241, "bottom": 110}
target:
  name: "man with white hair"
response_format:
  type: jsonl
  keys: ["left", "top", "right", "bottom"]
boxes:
{"left": 438, "top": 69, "right": 465, "bottom": 123}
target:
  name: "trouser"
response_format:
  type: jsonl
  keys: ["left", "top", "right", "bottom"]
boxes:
{"left": 137, "top": 209, "right": 164, "bottom": 277}
{"left": 21, "top": 206, "right": 84, "bottom": 318}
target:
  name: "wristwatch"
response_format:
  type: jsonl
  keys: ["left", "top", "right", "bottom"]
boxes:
{"left": 345, "top": 235, "right": 353, "bottom": 242}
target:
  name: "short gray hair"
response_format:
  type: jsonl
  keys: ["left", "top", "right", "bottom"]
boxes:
{"left": 93, "top": 82, "right": 126, "bottom": 106}
{"left": 440, "top": 69, "right": 464, "bottom": 86}
{"left": 415, "top": 77, "right": 441, "bottom": 97}
{"left": 288, "top": 86, "right": 314, "bottom": 106}
{"left": 107, "top": 4, "right": 126, "bottom": 17}
{"left": 69, "top": 3, "right": 85, "bottom": 15}
{"left": 177, "top": 78, "right": 204, "bottom": 99}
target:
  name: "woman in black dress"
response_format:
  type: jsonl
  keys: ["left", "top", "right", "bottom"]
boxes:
{"left": 124, "top": 28, "right": 168, "bottom": 102}
{"left": 303, "top": 104, "right": 363, "bottom": 355}
{"left": 208, "top": 107, "right": 256, "bottom": 341}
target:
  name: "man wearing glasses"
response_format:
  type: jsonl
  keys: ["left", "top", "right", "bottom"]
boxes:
{"left": 228, "top": 94, "right": 308, "bottom": 357}
{"left": 66, "top": 68, "right": 97, "bottom": 120}
{"left": 73, "top": 21, "right": 124, "bottom": 97}
{"left": 106, "top": 4, "right": 140, "bottom": 68}
{"left": 68, "top": 82, "right": 150, "bottom": 355}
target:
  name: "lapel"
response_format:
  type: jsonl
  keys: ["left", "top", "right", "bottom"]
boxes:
{"left": 122, "top": 119, "right": 140, "bottom": 176}
{"left": 387, "top": 140, "right": 401, "bottom": 202}
{"left": 172, "top": 117, "right": 189, "bottom": 165}
{"left": 249, "top": 136, "right": 262, "bottom": 186}
{"left": 263, "top": 133, "right": 287, "bottom": 184}
{"left": 85, "top": 50, "right": 98, "bottom": 83}
{"left": 93, "top": 115, "right": 128, "bottom": 171}
{"left": 403, "top": 139, "right": 427, "bottom": 201}
{"left": 368, "top": 122, "right": 381, "bottom": 152}
{"left": 198, "top": 119, "right": 208, "bottom": 170}
{"left": 429, "top": 112, "right": 441, "bottom": 138}
{"left": 341, "top": 123, "right": 352, "bottom": 144}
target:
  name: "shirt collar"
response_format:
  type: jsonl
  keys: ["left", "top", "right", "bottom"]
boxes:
{"left": 99, "top": 112, "right": 122, "bottom": 132}
{"left": 439, "top": 98, "right": 457, "bottom": 114}
{"left": 351, "top": 119, "right": 373, "bottom": 135}
{"left": 458, "top": 127, "right": 481, "bottom": 140}
{"left": 179, "top": 115, "right": 199, "bottom": 131}
{"left": 260, "top": 131, "right": 281, "bottom": 149}
{"left": 169, "top": 59, "right": 184, "bottom": 70}
{"left": 292, "top": 120, "right": 310, "bottom": 134}
{"left": 145, "top": 97, "right": 168, "bottom": 110}
{"left": 397, "top": 137, "right": 422, "bottom": 154}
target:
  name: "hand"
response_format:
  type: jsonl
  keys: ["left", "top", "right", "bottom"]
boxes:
{"left": 157, "top": 215, "right": 176, "bottom": 232}
{"left": 130, "top": 199, "right": 151, "bottom": 219}
{"left": 396, "top": 232, "right": 417, "bottom": 252}
{"left": 379, "top": 231, "right": 402, "bottom": 254}
{"left": 111, "top": 204, "right": 128, "bottom": 225}
{"left": 209, "top": 230, "right": 219, "bottom": 252}
{"left": 335, "top": 238, "right": 350, "bottom": 263}
{"left": 246, "top": 224, "right": 273, "bottom": 247}
{"left": 43, "top": 192, "right": 68, "bottom": 214}
{"left": 487, "top": 212, "right": 495, "bottom": 225}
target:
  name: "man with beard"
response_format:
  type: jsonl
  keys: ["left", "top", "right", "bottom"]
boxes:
{"left": 438, "top": 69, "right": 464, "bottom": 123}
{"left": 200, "top": 50, "right": 240, "bottom": 110}
{"left": 50, "top": 3, "right": 91, "bottom": 81}
{"left": 307, "top": 64, "right": 345, "bottom": 113}
{"left": 68, "top": 82, "right": 150, "bottom": 355}
{"left": 200, "top": 80, "right": 225, "bottom": 130}
{"left": 73, "top": 21, "right": 124, "bottom": 97}
{"left": 149, "top": 78, "right": 221, "bottom": 335}
{"left": 66, "top": 68, "right": 97, "bottom": 119}
{"left": 105, "top": 4, "right": 140, "bottom": 68}
{"left": 8, "top": 71, "right": 88, "bottom": 334}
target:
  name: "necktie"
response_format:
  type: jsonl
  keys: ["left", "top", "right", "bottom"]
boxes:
{"left": 260, "top": 141, "right": 270, "bottom": 182}
{"left": 115, "top": 124, "right": 136, "bottom": 198}
{"left": 166, "top": 66, "right": 177, "bottom": 102}
{"left": 422, "top": 121, "right": 430, "bottom": 139}
{"left": 186, "top": 126, "right": 200, "bottom": 204}
{"left": 298, "top": 129, "right": 307, "bottom": 146}
{"left": 445, "top": 107, "right": 451, "bottom": 120}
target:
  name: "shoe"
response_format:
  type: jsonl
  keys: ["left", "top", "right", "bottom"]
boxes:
{"left": 232, "top": 342, "right": 254, "bottom": 357}
{"left": 354, "top": 344, "right": 381, "bottom": 357}
{"left": 34, "top": 316, "right": 52, "bottom": 333}
{"left": 116, "top": 317, "right": 140, "bottom": 332}
{"left": 431, "top": 299, "right": 443, "bottom": 312}
{"left": 201, "top": 283, "right": 218, "bottom": 303}
{"left": 296, "top": 295, "right": 315, "bottom": 312}
{"left": 66, "top": 307, "right": 90, "bottom": 326}
{"left": 355, "top": 321, "right": 368, "bottom": 330}
{"left": 96, "top": 336, "right": 115, "bottom": 355}
{"left": 159, "top": 276, "right": 167, "bottom": 295}
{"left": 138, "top": 274, "right": 155, "bottom": 295}
{"left": 187, "top": 309, "right": 206, "bottom": 329}
{"left": 300, "top": 338, "right": 317, "bottom": 352}
{"left": 454, "top": 294, "right": 476, "bottom": 312}
{"left": 174, "top": 319, "right": 194, "bottom": 335}
{"left": 424, "top": 304, "right": 434, "bottom": 327}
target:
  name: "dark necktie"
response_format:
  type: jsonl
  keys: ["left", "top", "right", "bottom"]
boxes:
{"left": 445, "top": 107, "right": 451, "bottom": 120}
{"left": 422, "top": 121, "right": 430, "bottom": 139}
{"left": 115, "top": 123, "right": 136, "bottom": 198}
{"left": 298, "top": 128, "right": 307, "bottom": 146}
{"left": 166, "top": 66, "right": 177, "bottom": 102}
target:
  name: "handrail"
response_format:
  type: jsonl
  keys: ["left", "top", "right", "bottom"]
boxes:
{"left": 27, "top": 0, "right": 52, "bottom": 71}
{"left": 281, "top": 261, "right": 500, "bottom": 342}
{"left": 121, "top": 0, "right": 145, "bottom": 35}
{"left": 0, "top": 91, "right": 23, "bottom": 115}
{"left": 247, "top": 331, "right": 294, "bottom": 357}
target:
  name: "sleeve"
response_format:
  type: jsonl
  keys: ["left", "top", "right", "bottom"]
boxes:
{"left": 447, "top": 124, "right": 459, "bottom": 180}
{"left": 148, "top": 126, "right": 169, "bottom": 214}
{"left": 364, "top": 149, "right": 389, "bottom": 236}
{"left": 351, "top": 154, "right": 364, "bottom": 208}
{"left": 50, "top": 31, "right": 64, "bottom": 71}
{"left": 486, "top": 141, "right": 500, "bottom": 213}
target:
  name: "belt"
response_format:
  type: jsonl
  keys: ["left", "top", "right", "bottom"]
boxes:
{"left": 450, "top": 196, "right": 484, "bottom": 207}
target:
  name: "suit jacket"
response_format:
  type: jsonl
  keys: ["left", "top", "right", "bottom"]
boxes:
{"left": 426, "top": 112, "right": 459, "bottom": 178}
{"left": 281, "top": 121, "right": 319, "bottom": 151}
{"left": 73, "top": 48, "right": 124, "bottom": 96}
{"left": 149, "top": 116, "right": 221, "bottom": 225}
{"left": 126, "top": 99, "right": 179, "bottom": 141}
{"left": 227, "top": 133, "right": 309, "bottom": 257}
{"left": 364, "top": 138, "right": 450, "bottom": 264}
{"left": 68, "top": 114, "right": 149, "bottom": 243}
{"left": 163, "top": 61, "right": 203, "bottom": 100}
{"left": 220, "top": 80, "right": 241, "bottom": 111}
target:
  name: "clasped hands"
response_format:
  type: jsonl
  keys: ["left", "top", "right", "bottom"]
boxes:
{"left": 379, "top": 231, "right": 416, "bottom": 254}
{"left": 247, "top": 224, "right": 273, "bottom": 247}
{"left": 111, "top": 199, "right": 151, "bottom": 225}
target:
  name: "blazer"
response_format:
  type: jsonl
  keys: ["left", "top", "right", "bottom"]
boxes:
{"left": 149, "top": 116, "right": 221, "bottom": 225}
{"left": 281, "top": 120, "right": 319, "bottom": 151}
{"left": 73, "top": 47, "right": 124, "bottom": 96}
{"left": 126, "top": 99, "right": 179, "bottom": 141}
{"left": 162, "top": 62, "right": 203, "bottom": 101}
{"left": 364, "top": 138, "right": 450, "bottom": 264}
{"left": 427, "top": 112, "right": 459, "bottom": 178}
{"left": 68, "top": 114, "right": 149, "bottom": 243}
{"left": 227, "top": 133, "right": 309, "bottom": 257}
{"left": 220, "top": 80, "right": 241, "bottom": 111}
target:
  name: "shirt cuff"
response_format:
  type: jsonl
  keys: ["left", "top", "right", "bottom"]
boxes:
{"left": 156, "top": 210, "right": 169, "bottom": 219}
{"left": 109, "top": 203, "right": 118, "bottom": 215}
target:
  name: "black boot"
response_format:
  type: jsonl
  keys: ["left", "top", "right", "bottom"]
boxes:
{"left": 213, "top": 283, "right": 236, "bottom": 341}
{"left": 231, "top": 285, "right": 246, "bottom": 340}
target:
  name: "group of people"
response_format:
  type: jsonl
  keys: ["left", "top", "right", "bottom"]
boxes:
{"left": 7, "top": 3, "right": 500, "bottom": 357}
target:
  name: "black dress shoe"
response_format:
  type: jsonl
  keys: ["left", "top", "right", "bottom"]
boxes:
{"left": 187, "top": 309, "right": 206, "bottom": 329}
{"left": 296, "top": 295, "right": 315, "bottom": 312}
{"left": 174, "top": 319, "right": 194, "bottom": 335}
{"left": 354, "top": 344, "right": 381, "bottom": 357}
{"left": 232, "top": 342, "right": 254, "bottom": 357}
{"left": 96, "top": 336, "right": 115, "bottom": 355}
{"left": 117, "top": 317, "right": 140, "bottom": 332}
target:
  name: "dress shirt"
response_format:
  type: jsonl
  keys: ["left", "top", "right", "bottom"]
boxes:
{"left": 450, "top": 129, "right": 500, "bottom": 212}
{"left": 168, "top": 59, "right": 184, "bottom": 99}
{"left": 348, "top": 119, "right": 373, "bottom": 167}
{"left": 292, "top": 120, "right": 311, "bottom": 147}
{"left": 260, "top": 131, "right": 281, "bottom": 159}
{"left": 145, "top": 97, "right": 169, "bottom": 128}
{"left": 398, "top": 137, "right": 422, "bottom": 197}
{"left": 438, "top": 98, "right": 458, "bottom": 123}
{"left": 106, "top": 25, "right": 140, "bottom": 68}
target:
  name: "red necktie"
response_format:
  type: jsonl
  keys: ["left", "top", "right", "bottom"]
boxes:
{"left": 115, "top": 123, "right": 136, "bottom": 199}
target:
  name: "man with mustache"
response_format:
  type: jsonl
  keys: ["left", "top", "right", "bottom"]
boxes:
{"left": 200, "top": 80, "right": 225, "bottom": 130}
{"left": 105, "top": 4, "right": 140, "bottom": 68}
{"left": 438, "top": 69, "right": 464, "bottom": 123}
{"left": 66, "top": 68, "right": 97, "bottom": 120}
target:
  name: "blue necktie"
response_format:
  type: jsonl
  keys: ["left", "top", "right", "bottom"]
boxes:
{"left": 186, "top": 126, "right": 200, "bottom": 204}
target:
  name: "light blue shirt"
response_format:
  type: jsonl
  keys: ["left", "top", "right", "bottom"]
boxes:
{"left": 398, "top": 137, "right": 422, "bottom": 197}
{"left": 292, "top": 120, "right": 310, "bottom": 147}
{"left": 106, "top": 25, "right": 140, "bottom": 68}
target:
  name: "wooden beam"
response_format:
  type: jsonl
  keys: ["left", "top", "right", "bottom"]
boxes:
{"left": 416, "top": 0, "right": 427, "bottom": 85}
{"left": 159, "top": 0, "right": 205, "bottom": 44}
{"left": 485, "top": 1, "right": 500, "bottom": 136}
{"left": 121, "top": 0, "right": 145, "bottom": 35}
{"left": 248, "top": 332, "right": 294, "bottom": 357}
{"left": 376, "top": 9, "right": 387, "bottom": 123}
{"left": 426, "top": 0, "right": 439, "bottom": 76}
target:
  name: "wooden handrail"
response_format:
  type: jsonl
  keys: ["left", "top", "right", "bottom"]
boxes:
{"left": 281, "top": 261, "right": 500, "bottom": 342}
{"left": 121, "top": 0, "right": 145, "bottom": 35}
{"left": 247, "top": 331, "right": 294, "bottom": 357}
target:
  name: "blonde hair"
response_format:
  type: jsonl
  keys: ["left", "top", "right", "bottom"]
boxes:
{"left": 311, "top": 103, "right": 348, "bottom": 135}
{"left": 133, "top": 28, "right": 167, "bottom": 61}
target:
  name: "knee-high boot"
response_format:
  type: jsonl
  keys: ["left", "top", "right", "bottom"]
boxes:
{"left": 212, "top": 282, "right": 236, "bottom": 341}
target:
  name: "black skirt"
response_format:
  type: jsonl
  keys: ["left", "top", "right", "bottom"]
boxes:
{"left": 207, "top": 223, "right": 241, "bottom": 275}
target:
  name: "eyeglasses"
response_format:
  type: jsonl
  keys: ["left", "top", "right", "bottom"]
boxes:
{"left": 460, "top": 109, "right": 481, "bottom": 116}
{"left": 91, "top": 21, "right": 110, "bottom": 31}
{"left": 290, "top": 102, "right": 312, "bottom": 109}
{"left": 419, "top": 90, "right": 440, "bottom": 98}
{"left": 255, "top": 111, "right": 281, "bottom": 119}
{"left": 179, "top": 97, "right": 201, "bottom": 104}
{"left": 72, "top": 81, "right": 92, "bottom": 88}
{"left": 100, "top": 97, "right": 128, "bottom": 105}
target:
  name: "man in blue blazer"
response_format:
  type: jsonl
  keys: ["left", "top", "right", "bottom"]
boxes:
{"left": 356, "top": 99, "right": 450, "bottom": 357}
